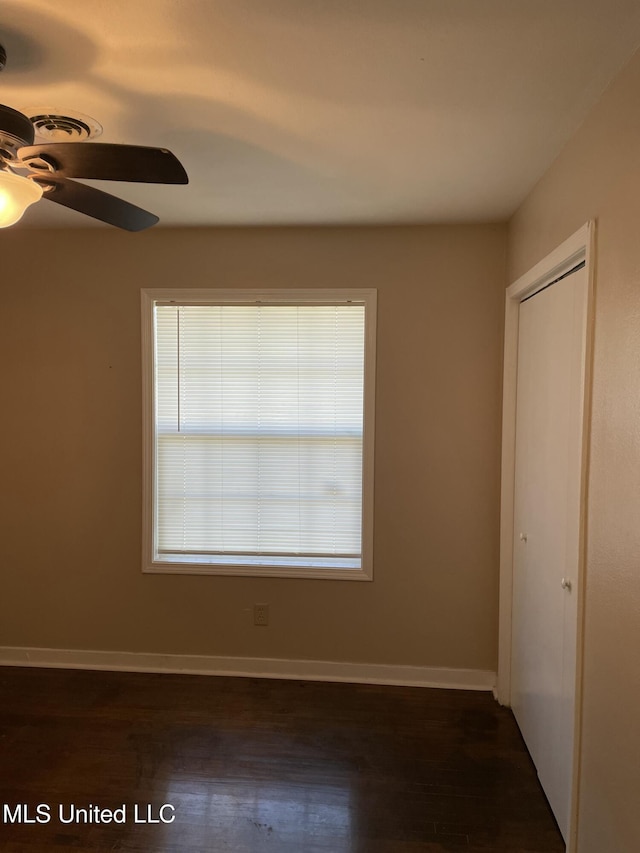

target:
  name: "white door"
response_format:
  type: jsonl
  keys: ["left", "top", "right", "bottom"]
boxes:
{"left": 511, "top": 265, "right": 588, "bottom": 840}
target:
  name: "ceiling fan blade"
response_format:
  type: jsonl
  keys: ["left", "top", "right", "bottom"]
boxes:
{"left": 19, "top": 142, "right": 188, "bottom": 184}
{"left": 34, "top": 175, "right": 159, "bottom": 231}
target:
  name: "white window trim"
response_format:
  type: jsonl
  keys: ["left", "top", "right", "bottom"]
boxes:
{"left": 141, "top": 288, "right": 377, "bottom": 581}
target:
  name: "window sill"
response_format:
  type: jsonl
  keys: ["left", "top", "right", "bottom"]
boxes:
{"left": 143, "top": 560, "right": 372, "bottom": 581}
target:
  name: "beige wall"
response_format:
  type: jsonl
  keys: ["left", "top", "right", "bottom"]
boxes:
{"left": 0, "top": 224, "right": 505, "bottom": 672}
{"left": 509, "top": 49, "right": 640, "bottom": 853}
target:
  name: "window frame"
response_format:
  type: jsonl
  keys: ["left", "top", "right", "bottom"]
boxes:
{"left": 141, "top": 288, "right": 377, "bottom": 581}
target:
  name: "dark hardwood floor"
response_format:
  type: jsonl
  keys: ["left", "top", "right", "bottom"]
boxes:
{"left": 0, "top": 666, "right": 564, "bottom": 852}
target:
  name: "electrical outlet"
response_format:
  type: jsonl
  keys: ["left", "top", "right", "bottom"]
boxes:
{"left": 253, "top": 603, "right": 269, "bottom": 626}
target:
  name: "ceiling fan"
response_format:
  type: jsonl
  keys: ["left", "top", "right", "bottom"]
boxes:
{"left": 0, "top": 43, "right": 188, "bottom": 231}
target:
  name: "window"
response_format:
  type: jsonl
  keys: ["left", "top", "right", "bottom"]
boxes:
{"left": 142, "top": 289, "right": 376, "bottom": 580}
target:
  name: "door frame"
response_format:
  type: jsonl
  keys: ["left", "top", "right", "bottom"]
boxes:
{"left": 497, "top": 221, "right": 595, "bottom": 850}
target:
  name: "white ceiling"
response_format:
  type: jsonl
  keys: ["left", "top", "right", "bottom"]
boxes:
{"left": 1, "top": 0, "right": 640, "bottom": 229}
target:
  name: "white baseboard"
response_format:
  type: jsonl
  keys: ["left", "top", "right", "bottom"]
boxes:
{"left": 0, "top": 646, "right": 496, "bottom": 692}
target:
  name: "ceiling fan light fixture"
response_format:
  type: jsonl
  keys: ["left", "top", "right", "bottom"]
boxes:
{"left": 0, "top": 171, "right": 43, "bottom": 227}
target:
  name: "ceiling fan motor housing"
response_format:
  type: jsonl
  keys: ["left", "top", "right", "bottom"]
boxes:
{"left": 0, "top": 104, "right": 35, "bottom": 160}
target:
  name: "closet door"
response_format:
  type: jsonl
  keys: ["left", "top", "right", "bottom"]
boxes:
{"left": 511, "top": 265, "right": 588, "bottom": 840}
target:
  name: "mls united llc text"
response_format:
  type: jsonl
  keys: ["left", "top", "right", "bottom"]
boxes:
{"left": 3, "top": 803, "right": 176, "bottom": 824}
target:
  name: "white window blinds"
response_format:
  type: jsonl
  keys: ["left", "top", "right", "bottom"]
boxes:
{"left": 153, "top": 302, "right": 367, "bottom": 570}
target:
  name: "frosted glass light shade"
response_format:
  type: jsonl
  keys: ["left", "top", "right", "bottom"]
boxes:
{"left": 0, "top": 172, "right": 43, "bottom": 227}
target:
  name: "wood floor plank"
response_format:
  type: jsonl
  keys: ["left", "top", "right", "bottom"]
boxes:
{"left": 0, "top": 667, "right": 564, "bottom": 852}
